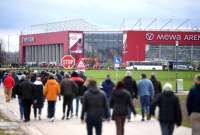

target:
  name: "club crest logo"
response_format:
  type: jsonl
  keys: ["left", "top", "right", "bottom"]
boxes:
{"left": 146, "top": 33, "right": 154, "bottom": 41}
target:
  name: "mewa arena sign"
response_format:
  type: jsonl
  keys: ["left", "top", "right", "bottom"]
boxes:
{"left": 146, "top": 32, "right": 200, "bottom": 41}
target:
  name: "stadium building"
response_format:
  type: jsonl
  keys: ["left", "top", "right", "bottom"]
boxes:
{"left": 19, "top": 19, "right": 200, "bottom": 67}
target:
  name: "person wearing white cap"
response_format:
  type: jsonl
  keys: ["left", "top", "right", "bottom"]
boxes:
{"left": 151, "top": 83, "right": 182, "bottom": 135}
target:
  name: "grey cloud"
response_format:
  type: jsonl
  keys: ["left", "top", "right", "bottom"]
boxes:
{"left": 0, "top": 0, "right": 199, "bottom": 30}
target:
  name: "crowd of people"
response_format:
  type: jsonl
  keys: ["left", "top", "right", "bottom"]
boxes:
{"left": 0, "top": 69, "right": 200, "bottom": 135}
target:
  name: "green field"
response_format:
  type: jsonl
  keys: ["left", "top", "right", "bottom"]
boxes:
{"left": 85, "top": 70, "right": 199, "bottom": 91}
{"left": 0, "top": 68, "right": 198, "bottom": 90}
{"left": 85, "top": 70, "right": 197, "bottom": 127}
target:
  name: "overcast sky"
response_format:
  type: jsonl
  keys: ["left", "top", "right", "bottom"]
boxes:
{"left": 0, "top": 0, "right": 200, "bottom": 51}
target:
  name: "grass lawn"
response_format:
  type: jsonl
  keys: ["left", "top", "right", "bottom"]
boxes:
{"left": 84, "top": 70, "right": 195, "bottom": 127}
{"left": 85, "top": 70, "right": 198, "bottom": 91}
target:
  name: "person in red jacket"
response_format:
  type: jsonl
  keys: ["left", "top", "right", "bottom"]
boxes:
{"left": 3, "top": 73, "right": 15, "bottom": 102}
{"left": 70, "top": 71, "right": 84, "bottom": 117}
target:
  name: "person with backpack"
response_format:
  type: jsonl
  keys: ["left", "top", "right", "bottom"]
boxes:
{"left": 151, "top": 83, "right": 182, "bottom": 135}
{"left": 3, "top": 72, "right": 15, "bottom": 102}
{"left": 60, "top": 73, "right": 78, "bottom": 120}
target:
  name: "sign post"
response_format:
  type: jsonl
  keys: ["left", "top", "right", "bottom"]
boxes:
{"left": 61, "top": 55, "right": 75, "bottom": 69}
{"left": 114, "top": 56, "right": 121, "bottom": 82}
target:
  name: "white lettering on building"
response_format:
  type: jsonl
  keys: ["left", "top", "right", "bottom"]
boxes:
{"left": 157, "top": 34, "right": 181, "bottom": 40}
{"left": 184, "top": 35, "right": 200, "bottom": 41}
{"left": 146, "top": 33, "right": 200, "bottom": 41}
{"left": 23, "top": 37, "right": 35, "bottom": 43}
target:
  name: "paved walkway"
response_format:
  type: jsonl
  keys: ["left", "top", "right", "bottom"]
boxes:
{"left": 0, "top": 85, "right": 191, "bottom": 135}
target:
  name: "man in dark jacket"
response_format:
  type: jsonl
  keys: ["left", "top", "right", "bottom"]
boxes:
{"left": 151, "top": 83, "right": 182, "bottom": 135}
{"left": 81, "top": 80, "right": 110, "bottom": 135}
{"left": 186, "top": 74, "right": 200, "bottom": 135}
{"left": 123, "top": 71, "right": 138, "bottom": 98}
{"left": 33, "top": 76, "right": 44, "bottom": 120}
{"left": 12, "top": 75, "right": 26, "bottom": 120}
{"left": 56, "top": 70, "right": 63, "bottom": 84}
{"left": 11, "top": 72, "right": 19, "bottom": 98}
{"left": 61, "top": 73, "right": 78, "bottom": 120}
{"left": 150, "top": 74, "right": 162, "bottom": 99}
{"left": 123, "top": 71, "right": 137, "bottom": 121}
{"left": 110, "top": 80, "right": 136, "bottom": 135}
{"left": 18, "top": 75, "right": 36, "bottom": 122}
{"left": 101, "top": 75, "right": 115, "bottom": 99}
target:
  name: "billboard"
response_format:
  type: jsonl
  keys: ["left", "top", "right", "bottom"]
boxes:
{"left": 69, "top": 32, "right": 84, "bottom": 63}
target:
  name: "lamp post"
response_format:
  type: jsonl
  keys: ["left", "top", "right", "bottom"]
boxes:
{"left": 7, "top": 35, "right": 10, "bottom": 65}
{"left": 175, "top": 40, "right": 179, "bottom": 93}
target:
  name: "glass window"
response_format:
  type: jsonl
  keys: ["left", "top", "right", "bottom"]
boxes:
{"left": 145, "top": 44, "right": 200, "bottom": 62}
{"left": 84, "top": 32, "right": 123, "bottom": 65}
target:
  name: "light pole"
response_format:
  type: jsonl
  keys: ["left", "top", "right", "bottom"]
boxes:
{"left": 175, "top": 40, "right": 179, "bottom": 93}
{"left": 7, "top": 35, "right": 10, "bottom": 65}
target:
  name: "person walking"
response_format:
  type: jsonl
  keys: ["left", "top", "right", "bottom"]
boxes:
{"left": 18, "top": 75, "right": 36, "bottom": 122}
{"left": 33, "top": 76, "right": 44, "bottom": 120}
{"left": 71, "top": 71, "right": 84, "bottom": 117}
{"left": 80, "top": 78, "right": 92, "bottom": 103}
{"left": 186, "top": 74, "right": 200, "bottom": 135}
{"left": 44, "top": 75, "right": 60, "bottom": 122}
{"left": 12, "top": 75, "right": 26, "bottom": 120}
{"left": 101, "top": 75, "right": 115, "bottom": 99}
{"left": 0, "top": 70, "right": 4, "bottom": 85}
{"left": 137, "top": 73, "right": 154, "bottom": 121}
{"left": 123, "top": 71, "right": 137, "bottom": 121}
{"left": 60, "top": 74, "right": 78, "bottom": 120}
{"left": 3, "top": 73, "right": 15, "bottom": 102}
{"left": 150, "top": 73, "right": 162, "bottom": 100}
{"left": 110, "top": 81, "right": 136, "bottom": 135}
{"left": 151, "top": 83, "right": 182, "bottom": 135}
{"left": 81, "top": 80, "right": 110, "bottom": 135}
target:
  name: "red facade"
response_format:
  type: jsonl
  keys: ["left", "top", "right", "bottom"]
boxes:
{"left": 20, "top": 31, "right": 69, "bottom": 64}
{"left": 124, "top": 31, "right": 200, "bottom": 62}
{"left": 20, "top": 30, "right": 200, "bottom": 64}
{"left": 20, "top": 31, "right": 84, "bottom": 64}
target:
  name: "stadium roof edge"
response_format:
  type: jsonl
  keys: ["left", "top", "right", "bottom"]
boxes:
{"left": 21, "top": 18, "right": 200, "bottom": 35}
